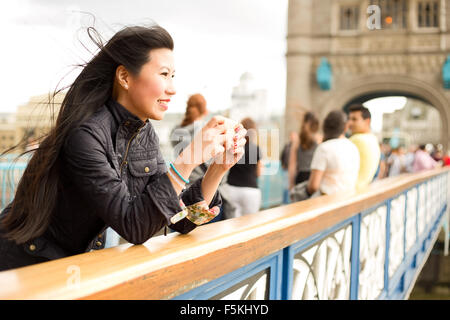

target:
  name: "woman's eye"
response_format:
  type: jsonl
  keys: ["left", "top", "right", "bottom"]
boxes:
{"left": 161, "top": 72, "right": 169, "bottom": 77}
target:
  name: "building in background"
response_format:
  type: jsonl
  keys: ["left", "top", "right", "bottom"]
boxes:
{"left": 228, "top": 72, "right": 269, "bottom": 123}
{"left": 0, "top": 113, "right": 17, "bottom": 153}
{"left": 0, "top": 94, "right": 64, "bottom": 154}
{"left": 16, "top": 94, "right": 63, "bottom": 149}
{"left": 285, "top": 0, "right": 450, "bottom": 149}
{"left": 382, "top": 98, "right": 441, "bottom": 147}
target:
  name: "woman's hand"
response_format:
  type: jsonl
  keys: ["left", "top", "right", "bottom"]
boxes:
{"left": 172, "top": 116, "right": 239, "bottom": 182}
{"left": 209, "top": 123, "right": 247, "bottom": 172}
{"left": 201, "top": 123, "right": 247, "bottom": 205}
{"left": 181, "top": 116, "right": 237, "bottom": 164}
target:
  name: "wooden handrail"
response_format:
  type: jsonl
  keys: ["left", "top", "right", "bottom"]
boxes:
{"left": 0, "top": 167, "right": 448, "bottom": 300}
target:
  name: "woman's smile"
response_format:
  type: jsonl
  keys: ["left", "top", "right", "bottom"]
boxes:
{"left": 157, "top": 98, "right": 171, "bottom": 111}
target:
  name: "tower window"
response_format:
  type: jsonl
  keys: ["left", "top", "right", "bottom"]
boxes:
{"left": 340, "top": 5, "right": 360, "bottom": 30}
{"left": 370, "top": 0, "right": 408, "bottom": 29}
{"left": 418, "top": 1, "right": 440, "bottom": 28}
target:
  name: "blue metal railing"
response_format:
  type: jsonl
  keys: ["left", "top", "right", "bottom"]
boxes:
{"left": 0, "top": 162, "right": 27, "bottom": 209}
{"left": 258, "top": 161, "right": 287, "bottom": 209}
{"left": 175, "top": 171, "right": 449, "bottom": 300}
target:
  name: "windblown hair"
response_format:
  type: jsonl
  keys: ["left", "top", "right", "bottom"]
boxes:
{"left": 1, "top": 25, "right": 174, "bottom": 244}
{"left": 180, "top": 94, "right": 207, "bottom": 127}
{"left": 299, "top": 112, "right": 319, "bottom": 150}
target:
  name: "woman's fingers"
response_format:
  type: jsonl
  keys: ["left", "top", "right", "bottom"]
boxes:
{"left": 213, "top": 144, "right": 226, "bottom": 157}
{"left": 206, "top": 115, "right": 226, "bottom": 128}
{"left": 206, "top": 115, "right": 239, "bottom": 131}
{"left": 211, "top": 125, "right": 246, "bottom": 151}
{"left": 199, "top": 116, "right": 251, "bottom": 164}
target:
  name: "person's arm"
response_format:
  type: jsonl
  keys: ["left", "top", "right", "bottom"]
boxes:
{"left": 378, "top": 160, "right": 386, "bottom": 179}
{"left": 63, "top": 127, "right": 186, "bottom": 244}
{"left": 177, "top": 122, "right": 247, "bottom": 207}
{"left": 307, "top": 169, "right": 324, "bottom": 195}
{"left": 169, "top": 116, "right": 232, "bottom": 195}
{"left": 288, "top": 143, "right": 298, "bottom": 190}
{"left": 201, "top": 165, "right": 227, "bottom": 206}
{"left": 308, "top": 144, "right": 326, "bottom": 195}
{"left": 256, "top": 160, "right": 263, "bottom": 177}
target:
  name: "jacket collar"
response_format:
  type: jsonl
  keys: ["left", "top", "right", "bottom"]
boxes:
{"left": 106, "top": 98, "right": 148, "bottom": 132}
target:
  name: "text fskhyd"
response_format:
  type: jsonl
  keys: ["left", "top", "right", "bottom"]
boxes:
{"left": 180, "top": 304, "right": 269, "bottom": 317}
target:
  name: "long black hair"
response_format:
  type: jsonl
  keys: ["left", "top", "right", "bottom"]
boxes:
{"left": 1, "top": 25, "right": 174, "bottom": 244}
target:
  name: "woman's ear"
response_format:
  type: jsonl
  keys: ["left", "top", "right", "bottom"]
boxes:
{"left": 115, "top": 65, "right": 130, "bottom": 90}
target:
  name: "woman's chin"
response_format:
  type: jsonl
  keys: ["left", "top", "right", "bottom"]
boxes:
{"left": 150, "top": 112, "right": 165, "bottom": 121}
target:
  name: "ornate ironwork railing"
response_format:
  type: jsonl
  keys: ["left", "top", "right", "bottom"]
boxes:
{"left": 0, "top": 168, "right": 448, "bottom": 300}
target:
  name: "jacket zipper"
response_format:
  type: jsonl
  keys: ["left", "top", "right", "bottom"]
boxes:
{"left": 120, "top": 123, "right": 146, "bottom": 175}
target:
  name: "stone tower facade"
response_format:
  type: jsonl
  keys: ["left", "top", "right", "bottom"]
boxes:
{"left": 286, "top": 0, "right": 450, "bottom": 149}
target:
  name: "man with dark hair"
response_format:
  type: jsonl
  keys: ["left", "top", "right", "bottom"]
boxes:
{"left": 348, "top": 104, "right": 381, "bottom": 189}
{"left": 348, "top": 104, "right": 372, "bottom": 120}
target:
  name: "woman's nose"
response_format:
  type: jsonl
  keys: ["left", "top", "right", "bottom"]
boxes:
{"left": 166, "top": 79, "right": 176, "bottom": 96}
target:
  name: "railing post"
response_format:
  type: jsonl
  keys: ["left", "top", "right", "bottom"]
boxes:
{"left": 415, "top": 184, "right": 420, "bottom": 254}
{"left": 281, "top": 246, "right": 293, "bottom": 300}
{"left": 403, "top": 191, "right": 408, "bottom": 262}
{"left": 383, "top": 199, "right": 391, "bottom": 297}
{"left": 349, "top": 213, "right": 361, "bottom": 300}
{"left": 444, "top": 173, "right": 449, "bottom": 257}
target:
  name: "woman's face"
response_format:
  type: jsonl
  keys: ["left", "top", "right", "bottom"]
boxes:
{"left": 125, "top": 48, "right": 176, "bottom": 121}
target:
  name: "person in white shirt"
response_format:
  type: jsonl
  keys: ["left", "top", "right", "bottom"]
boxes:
{"left": 307, "top": 110, "right": 360, "bottom": 196}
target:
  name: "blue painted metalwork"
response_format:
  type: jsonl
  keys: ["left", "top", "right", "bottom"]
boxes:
{"left": 174, "top": 171, "right": 449, "bottom": 300}
{"left": 443, "top": 55, "right": 450, "bottom": 89}
{"left": 0, "top": 161, "right": 27, "bottom": 210}
{"left": 349, "top": 214, "right": 361, "bottom": 300}
{"left": 173, "top": 250, "right": 283, "bottom": 300}
{"left": 258, "top": 161, "right": 286, "bottom": 209}
{"left": 383, "top": 199, "right": 391, "bottom": 299}
{"left": 403, "top": 190, "right": 408, "bottom": 266}
{"left": 316, "top": 57, "right": 332, "bottom": 91}
{"left": 1, "top": 156, "right": 446, "bottom": 300}
{"left": 415, "top": 184, "right": 420, "bottom": 256}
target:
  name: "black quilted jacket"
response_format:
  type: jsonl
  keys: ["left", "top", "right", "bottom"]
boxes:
{"left": 0, "top": 98, "right": 221, "bottom": 271}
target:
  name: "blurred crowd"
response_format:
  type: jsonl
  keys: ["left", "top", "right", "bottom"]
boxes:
{"left": 281, "top": 104, "right": 445, "bottom": 203}
{"left": 376, "top": 143, "right": 444, "bottom": 179}
{"left": 106, "top": 94, "right": 446, "bottom": 244}
{"left": 170, "top": 94, "right": 446, "bottom": 219}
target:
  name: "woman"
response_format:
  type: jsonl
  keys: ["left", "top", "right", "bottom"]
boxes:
{"left": 0, "top": 25, "right": 247, "bottom": 271}
{"left": 224, "top": 118, "right": 263, "bottom": 218}
{"left": 288, "top": 112, "right": 320, "bottom": 190}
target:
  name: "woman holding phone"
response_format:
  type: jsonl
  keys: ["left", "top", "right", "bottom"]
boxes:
{"left": 0, "top": 25, "right": 246, "bottom": 271}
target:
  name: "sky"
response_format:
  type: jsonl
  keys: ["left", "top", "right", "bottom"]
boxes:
{"left": 0, "top": 0, "right": 288, "bottom": 115}
{"left": 364, "top": 96, "right": 407, "bottom": 133}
